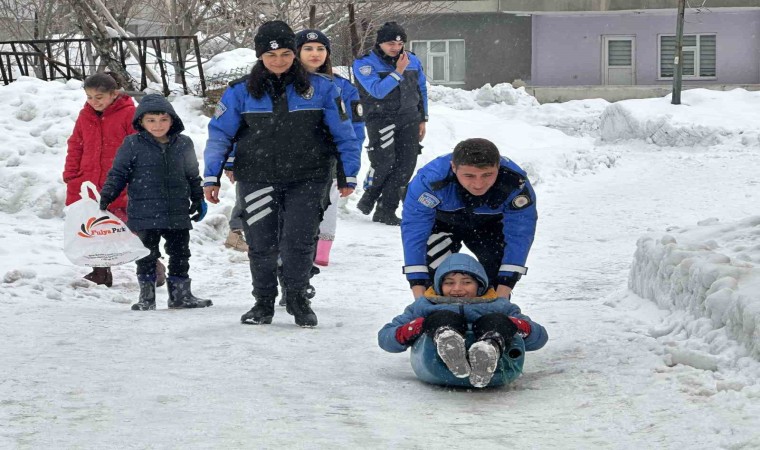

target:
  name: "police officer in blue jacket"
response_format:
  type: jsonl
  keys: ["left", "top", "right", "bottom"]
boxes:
{"left": 401, "top": 138, "right": 537, "bottom": 300}
{"left": 352, "top": 21, "right": 428, "bottom": 225}
{"left": 203, "top": 21, "right": 361, "bottom": 327}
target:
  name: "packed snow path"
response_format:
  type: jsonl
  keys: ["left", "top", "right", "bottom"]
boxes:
{"left": 2, "top": 78, "right": 760, "bottom": 447}
{"left": 3, "top": 143, "right": 759, "bottom": 449}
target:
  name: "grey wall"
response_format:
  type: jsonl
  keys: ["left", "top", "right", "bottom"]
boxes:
{"left": 401, "top": 13, "right": 531, "bottom": 89}
{"left": 532, "top": 9, "right": 760, "bottom": 85}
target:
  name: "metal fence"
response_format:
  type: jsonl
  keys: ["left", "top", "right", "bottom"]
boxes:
{"left": 0, "top": 35, "right": 207, "bottom": 97}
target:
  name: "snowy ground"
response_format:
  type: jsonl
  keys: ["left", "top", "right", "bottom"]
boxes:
{"left": 1, "top": 78, "right": 760, "bottom": 449}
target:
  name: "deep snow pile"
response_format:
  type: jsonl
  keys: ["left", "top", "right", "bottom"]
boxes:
{"left": 629, "top": 216, "right": 760, "bottom": 361}
{"left": 427, "top": 82, "right": 539, "bottom": 109}
{"left": 599, "top": 88, "right": 760, "bottom": 146}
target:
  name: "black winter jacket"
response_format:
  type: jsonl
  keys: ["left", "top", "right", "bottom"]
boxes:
{"left": 100, "top": 94, "right": 203, "bottom": 231}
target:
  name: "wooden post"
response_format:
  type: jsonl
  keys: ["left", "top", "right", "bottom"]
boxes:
{"left": 671, "top": 0, "right": 686, "bottom": 105}
{"left": 192, "top": 36, "right": 207, "bottom": 97}
{"left": 348, "top": 3, "right": 361, "bottom": 59}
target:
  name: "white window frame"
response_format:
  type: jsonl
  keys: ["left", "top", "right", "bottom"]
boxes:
{"left": 657, "top": 33, "right": 717, "bottom": 80}
{"left": 409, "top": 39, "right": 465, "bottom": 85}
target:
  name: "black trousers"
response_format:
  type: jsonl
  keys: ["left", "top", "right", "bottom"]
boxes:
{"left": 426, "top": 217, "right": 506, "bottom": 286}
{"left": 364, "top": 116, "right": 421, "bottom": 215}
{"left": 135, "top": 229, "right": 190, "bottom": 278}
{"left": 238, "top": 180, "right": 326, "bottom": 298}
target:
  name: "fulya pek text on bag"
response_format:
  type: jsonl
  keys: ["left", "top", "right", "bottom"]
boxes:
{"left": 63, "top": 181, "right": 149, "bottom": 267}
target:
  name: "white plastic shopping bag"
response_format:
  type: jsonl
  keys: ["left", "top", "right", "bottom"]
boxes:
{"left": 63, "top": 181, "right": 149, "bottom": 267}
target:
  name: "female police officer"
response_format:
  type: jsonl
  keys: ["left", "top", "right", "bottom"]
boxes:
{"left": 203, "top": 21, "right": 360, "bottom": 327}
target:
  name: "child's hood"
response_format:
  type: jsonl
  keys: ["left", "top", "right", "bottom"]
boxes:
{"left": 132, "top": 93, "right": 185, "bottom": 135}
{"left": 432, "top": 253, "right": 489, "bottom": 296}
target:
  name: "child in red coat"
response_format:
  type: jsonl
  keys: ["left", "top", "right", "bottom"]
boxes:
{"left": 63, "top": 73, "right": 136, "bottom": 287}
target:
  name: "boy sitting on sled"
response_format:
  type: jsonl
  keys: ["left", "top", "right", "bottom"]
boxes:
{"left": 378, "top": 253, "right": 548, "bottom": 388}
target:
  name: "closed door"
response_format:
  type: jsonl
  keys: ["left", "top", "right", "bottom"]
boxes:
{"left": 603, "top": 36, "right": 635, "bottom": 85}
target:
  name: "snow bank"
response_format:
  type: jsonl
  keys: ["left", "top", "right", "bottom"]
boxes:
{"left": 629, "top": 216, "right": 760, "bottom": 358}
{"left": 0, "top": 77, "right": 85, "bottom": 219}
{"left": 600, "top": 88, "right": 760, "bottom": 146}
{"left": 0, "top": 77, "right": 219, "bottom": 221}
{"left": 427, "top": 82, "right": 539, "bottom": 109}
{"left": 202, "top": 48, "right": 258, "bottom": 78}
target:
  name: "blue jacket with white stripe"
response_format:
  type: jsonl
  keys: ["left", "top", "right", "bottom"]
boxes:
{"left": 401, "top": 154, "right": 537, "bottom": 285}
{"left": 352, "top": 48, "right": 428, "bottom": 122}
{"left": 203, "top": 72, "right": 360, "bottom": 186}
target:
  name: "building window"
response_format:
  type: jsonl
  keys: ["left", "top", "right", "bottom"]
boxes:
{"left": 409, "top": 39, "right": 465, "bottom": 85}
{"left": 659, "top": 34, "right": 716, "bottom": 79}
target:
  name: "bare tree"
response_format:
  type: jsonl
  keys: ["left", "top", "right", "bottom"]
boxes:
{"left": 0, "top": 0, "right": 75, "bottom": 41}
{"left": 66, "top": 0, "right": 138, "bottom": 88}
{"left": 136, "top": 0, "right": 453, "bottom": 75}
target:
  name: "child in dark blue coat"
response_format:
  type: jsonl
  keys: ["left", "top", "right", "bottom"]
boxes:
{"left": 378, "top": 253, "right": 547, "bottom": 388}
{"left": 100, "top": 94, "right": 212, "bottom": 311}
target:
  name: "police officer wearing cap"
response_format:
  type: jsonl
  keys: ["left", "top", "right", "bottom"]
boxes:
{"left": 352, "top": 21, "right": 429, "bottom": 226}
{"left": 202, "top": 20, "right": 361, "bottom": 328}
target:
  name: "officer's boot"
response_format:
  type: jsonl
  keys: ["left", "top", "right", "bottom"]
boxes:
{"left": 285, "top": 288, "right": 318, "bottom": 327}
{"left": 241, "top": 295, "right": 276, "bottom": 324}
{"left": 372, "top": 209, "right": 401, "bottom": 226}
{"left": 167, "top": 276, "right": 213, "bottom": 309}
{"left": 131, "top": 278, "right": 156, "bottom": 311}
{"left": 356, "top": 188, "right": 380, "bottom": 215}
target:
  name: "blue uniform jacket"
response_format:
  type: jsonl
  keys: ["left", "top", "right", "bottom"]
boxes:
{"left": 204, "top": 73, "right": 360, "bottom": 186}
{"left": 401, "top": 154, "right": 538, "bottom": 284}
{"left": 219, "top": 74, "right": 366, "bottom": 182}
{"left": 377, "top": 253, "right": 548, "bottom": 354}
{"left": 352, "top": 49, "right": 428, "bottom": 122}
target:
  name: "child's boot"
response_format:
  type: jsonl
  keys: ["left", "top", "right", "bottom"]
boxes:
{"left": 314, "top": 239, "right": 333, "bottom": 266}
{"left": 167, "top": 276, "right": 213, "bottom": 309}
{"left": 84, "top": 267, "right": 113, "bottom": 287}
{"left": 468, "top": 331, "right": 506, "bottom": 388}
{"left": 285, "top": 288, "right": 318, "bottom": 327}
{"left": 132, "top": 276, "right": 156, "bottom": 311}
{"left": 434, "top": 327, "right": 470, "bottom": 378}
{"left": 241, "top": 295, "right": 276, "bottom": 324}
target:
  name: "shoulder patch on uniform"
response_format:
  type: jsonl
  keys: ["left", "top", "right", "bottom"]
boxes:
{"left": 510, "top": 194, "right": 532, "bottom": 210}
{"left": 417, "top": 192, "right": 440, "bottom": 208}
{"left": 351, "top": 100, "right": 364, "bottom": 122}
{"left": 359, "top": 65, "right": 372, "bottom": 76}
{"left": 335, "top": 97, "right": 348, "bottom": 121}
{"left": 302, "top": 86, "right": 315, "bottom": 100}
{"left": 213, "top": 101, "right": 227, "bottom": 119}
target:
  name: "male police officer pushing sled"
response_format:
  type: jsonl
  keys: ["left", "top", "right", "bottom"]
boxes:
{"left": 353, "top": 21, "right": 429, "bottom": 225}
{"left": 401, "top": 138, "right": 538, "bottom": 300}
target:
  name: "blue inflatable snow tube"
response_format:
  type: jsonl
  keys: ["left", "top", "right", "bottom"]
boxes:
{"left": 409, "top": 332, "right": 526, "bottom": 388}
